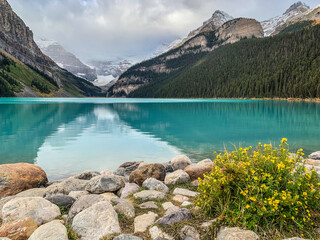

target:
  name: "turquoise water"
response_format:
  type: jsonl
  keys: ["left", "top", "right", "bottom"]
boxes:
{"left": 0, "top": 98, "right": 319, "bottom": 181}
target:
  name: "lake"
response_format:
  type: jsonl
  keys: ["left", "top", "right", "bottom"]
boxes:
{"left": 0, "top": 98, "right": 319, "bottom": 181}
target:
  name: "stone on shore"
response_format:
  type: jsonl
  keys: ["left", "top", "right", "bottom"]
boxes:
{"left": 114, "top": 200, "right": 135, "bottom": 218}
{"left": 173, "top": 188, "right": 198, "bottom": 197}
{"left": 120, "top": 183, "right": 140, "bottom": 199}
{"left": 139, "top": 201, "right": 158, "bottom": 209}
{"left": 46, "top": 195, "right": 75, "bottom": 208}
{"left": 171, "top": 155, "right": 192, "bottom": 171}
{"left": 142, "top": 178, "right": 169, "bottom": 193}
{"left": 68, "top": 190, "right": 89, "bottom": 200}
{"left": 85, "top": 175, "right": 125, "bottom": 194}
{"left": 134, "top": 212, "right": 158, "bottom": 233}
{"left": 149, "top": 226, "right": 173, "bottom": 240}
{"left": 0, "top": 217, "right": 37, "bottom": 240}
{"left": 15, "top": 188, "right": 46, "bottom": 198}
{"left": 44, "top": 177, "right": 88, "bottom": 197}
{"left": 306, "top": 159, "right": 320, "bottom": 166}
{"left": 179, "top": 225, "right": 200, "bottom": 240}
{"left": 157, "top": 208, "right": 192, "bottom": 226}
{"left": 67, "top": 194, "right": 108, "bottom": 221}
{"left": 113, "top": 234, "right": 143, "bottom": 240}
{"left": 309, "top": 151, "right": 320, "bottom": 160}
{"left": 2, "top": 197, "right": 60, "bottom": 225}
{"left": 72, "top": 201, "right": 121, "bottom": 240}
{"left": 184, "top": 159, "right": 214, "bottom": 180}
{"left": 133, "top": 190, "right": 167, "bottom": 201}
{"left": 74, "top": 170, "right": 100, "bottom": 180}
{"left": 100, "top": 170, "right": 114, "bottom": 176}
{"left": 162, "top": 162, "right": 174, "bottom": 173}
{"left": 101, "top": 192, "right": 119, "bottom": 200}
{"left": 216, "top": 227, "right": 259, "bottom": 240}
{"left": 0, "top": 163, "right": 47, "bottom": 198}
{"left": 115, "top": 162, "right": 143, "bottom": 178}
{"left": 129, "top": 164, "right": 166, "bottom": 186}
{"left": 164, "top": 170, "right": 190, "bottom": 186}
{"left": 28, "top": 220, "right": 68, "bottom": 240}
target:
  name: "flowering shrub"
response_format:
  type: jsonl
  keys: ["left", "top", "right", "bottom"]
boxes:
{"left": 197, "top": 139, "right": 320, "bottom": 238}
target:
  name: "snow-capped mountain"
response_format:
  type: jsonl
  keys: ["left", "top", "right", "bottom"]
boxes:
{"left": 36, "top": 38, "right": 97, "bottom": 82}
{"left": 151, "top": 38, "right": 183, "bottom": 57}
{"left": 261, "top": 1, "right": 310, "bottom": 36}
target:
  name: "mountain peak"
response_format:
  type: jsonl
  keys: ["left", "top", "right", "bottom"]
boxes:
{"left": 284, "top": 1, "right": 309, "bottom": 14}
{"left": 204, "top": 10, "right": 233, "bottom": 26}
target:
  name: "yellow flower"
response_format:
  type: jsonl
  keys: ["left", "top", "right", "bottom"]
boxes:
{"left": 246, "top": 205, "right": 250, "bottom": 209}
{"left": 281, "top": 138, "right": 287, "bottom": 143}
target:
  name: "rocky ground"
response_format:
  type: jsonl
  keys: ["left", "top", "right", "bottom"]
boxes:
{"left": 1, "top": 152, "right": 320, "bottom": 240}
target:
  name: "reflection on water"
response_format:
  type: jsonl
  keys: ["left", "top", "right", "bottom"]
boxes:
{"left": 0, "top": 99, "right": 319, "bottom": 181}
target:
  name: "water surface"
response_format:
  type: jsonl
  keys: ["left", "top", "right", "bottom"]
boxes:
{"left": 0, "top": 98, "right": 319, "bottom": 181}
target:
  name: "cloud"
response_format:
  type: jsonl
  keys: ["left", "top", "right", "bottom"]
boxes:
{"left": 7, "top": 0, "right": 319, "bottom": 61}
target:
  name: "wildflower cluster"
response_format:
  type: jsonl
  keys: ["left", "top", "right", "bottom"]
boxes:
{"left": 197, "top": 139, "right": 320, "bottom": 238}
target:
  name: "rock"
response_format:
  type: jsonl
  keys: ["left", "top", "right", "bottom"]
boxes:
{"left": 162, "top": 202, "right": 175, "bottom": 210}
{"left": 180, "top": 225, "right": 200, "bottom": 240}
{"left": 113, "top": 234, "right": 143, "bottom": 240}
{"left": 100, "top": 170, "right": 114, "bottom": 176}
{"left": 28, "top": 220, "right": 68, "bottom": 240}
{"left": 72, "top": 201, "right": 121, "bottom": 240}
{"left": 44, "top": 177, "right": 88, "bottom": 197}
{"left": 46, "top": 195, "right": 75, "bottom": 208}
{"left": 0, "top": 163, "right": 47, "bottom": 198}
{"left": 181, "top": 201, "right": 193, "bottom": 207}
{"left": 173, "top": 195, "right": 190, "bottom": 203}
{"left": 190, "top": 180, "right": 199, "bottom": 187}
{"left": 134, "top": 212, "right": 158, "bottom": 233}
{"left": 149, "top": 226, "right": 173, "bottom": 240}
{"left": 115, "top": 162, "right": 143, "bottom": 178}
{"left": 139, "top": 201, "right": 158, "bottom": 209}
{"left": 142, "top": 178, "right": 169, "bottom": 193}
{"left": 164, "top": 170, "right": 190, "bottom": 186}
{"left": 184, "top": 159, "right": 214, "bottom": 180}
{"left": 68, "top": 190, "right": 88, "bottom": 200}
{"left": 67, "top": 194, "right": 108, "bottom": 221}
{"left": 200, "top": 219, "right": 217, "bottom": 231}
{"left": 216, "top": 227, "right": 259, "bottom": 240}
{"left": 309, "top": 151, "right": 320, "bottom": 160}
{"left": 0, "top": 217, "right": 37, "bottom": 240}
{"left": 171, "top": 155, "right": 192, "bottom": 171}
{"left": 61, "top": 214, "right": 68, "bottom": 223}
{"left": 15, "top": 188, "right": 46, "bottom": 198}
{"left": 120, "top": 183, "right": 140, "bottom": 199}
{"left": 133, "top": 190, "right": 167, "bottom": 201}
{"left": 173, "top": 188, "right": 198, "bottom": 197}
{"left": 0, "top": 238, "right": 11, "bottom": 240}
{"left": 101, "top": 192, "right": 119, "bottom": 200}
{"left": 129, "top": 164, "right": 166, "bottom": 186}
{"left": 74, "top": 170, "right": 100, "bottom": 180}
{"left": 0, "top": 196, "right": 15, "bottom": 219}
{"left": 306, "top": 159, "right": 320, "bottom": 166}
{"left": 165, "top": 206, "right": 180, "bottom": 215}
{"left": 114, "top": 200, "right": 135, "bottom": 218}
{"left": 85, "top": 175, "right": 125, "bottom": 194}
{"left": 162, "top": 162, "right": 174, "bottom": 173}
{"left": 2, "top": 197, "right": 60, "bottom": 225}
{"left": 283, "top": 238, "right": 308, "bottom": 240}
{"left": 157, "top": 208, "right": 192, "bottom": 226}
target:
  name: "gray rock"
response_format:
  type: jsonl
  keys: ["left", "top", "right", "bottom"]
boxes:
{"left": 149, "top": 226, "right": 173, "bottom": 240}
{"left": 44, "top": 177, "right": 89, "bottom": 197}
{"left": 115, "top": 162, "right": 143, "bottom": 178}
{"left": 85, "top": 175, "right": 125, "bottom": 194}
{"left": 180, "top": 225, "right": 200, "bottom": 240}
{"left": 216, "top": 227, "right": 259, "bottom": 240}
{"left": 28, "top": 220, "right": 68, "bottom": 240}
{"left": 114, "top": 200, "right": 135, "bottom": 218}
{"left": 101, "top": 192, "right": 119, "bottom": 200}
{"left": 120, "top": 183, "right": 140, "bottom": 199}
{"left": 134, "top": 211, "right": 158, "bottom": 233}
{"left": 46, "top": 195, "right": 75, "bottom": 208}
{"left": 74, "top": 170, "right": 101, "bottom": 180}
{"left": 139, "top": 201, "right": 158, "bottom": 209}
{"left": 157, "top": 208, "right": 192, "bottom": 226}
{"left": 142, "top": 178, "right": 169, "bottom": 193}
{"left": 165, "top": 170, "right": 190, "bottom": 186}
{"left": 72, "top": 201, "right": 121, "bottom": 240}
{"left": 15, "top": 188, "right": 46, "bottom": 198}
{"left": 165, "top": 206, "right": 180, "bottom": 215}
{"left": 2, "top": 197, "right": 60, "bottom": 225}
{"left": 162, "top": 162, "right": 174, "bottom": 173}
{"left": 133, "top": 190, "right": 167, "bottom": 201}
{"left": 113, "top": 234, "right": 143, "bottom": 240}
{"left": 309, "top": 151, "right": 320, "bottom": 160}
{"left": 190, "top": 180, "right": 199, "bottom": 187}
{"left": 0, "top": 196, "right": 15, "bottom": 219}
{"left": 171, "top": 155, "right": 192, "bottom": 171}
{"left": 181, "top": 201, "right": 193, "bottom": 207}
{"left": 68, "top": 190, "right": 89, "bottom": 200}
{"left": 67, "top": 194, "right": 108, "bottom": 221}
{"left": 173, "top": 188, "right": 198, "bottom": 197}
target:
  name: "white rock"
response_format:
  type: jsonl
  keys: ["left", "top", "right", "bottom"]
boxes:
{"left": 162, "top": 202, "right": 175, "bottom": 210}
{"left": 114, "top": 200, "right": 135, "bottom": 218}
{"left": 180, "top": 225, "right": 200, "bottom": 240}
{"left": 85, "top": 175, "right": 125, "bottom": 193}
{"left": 200, "top": 219, "right": 217, "bottom": 230}
{"left": 134, "top": 212, "right": 158, "bottom": 233}
{"left": 101, "top": 192, "right": 119, "bottom": 200}
{"left": 72, "top": 201, "right": 121, "bottom": 240}
{"left": 173, "top": 195, "right": 189, "bottom": 203}
{"left": 309, "top": 151, "right": 320, "bottom": 160}
{"left": 139, "top": 201, "right": 158, "bottom": 209}
{"left": 173, "top": 188, "right": 198, "bottom": 197}
{"left": 2, "top": 197, "right": 60, "bottom": 225}
{"left": 171, "top": 155, "right": 192, "bottom": 171}
{"left": 113, "top": 234, "right": 143, "bottom": 240}
{"left": 217, "top": 227, "right": 259, "bottom": 240}
{"left": 15, "top": 188, "right": 46, "bottom": 198}
{"left": 68, "top": 191, "right": 89, "bottom": 200}
{"left": 133, "top": 190, "right": 167, "bottom": 201}
{"left": 165, "top": 206, "right": 180, "bottom": 215}
{"left": 120, "top": 183, "right": 140, "bottom": 199}
{"left": 181, "top": 201, "right": 193, "bottom": 207}
{"left": 142, "top": 178, "right": 169, "bottom": 193}
{"left": 149, "top": 226, "right": 173, "bottom": 240}
{"left": 165, "top": 170, "right": 190, "bottom": 186}
{"left": 44, "top": 177, "right": 89, "bottom": 197}
{"left": 28, "top": 220, "right": 68, "bottom": 240}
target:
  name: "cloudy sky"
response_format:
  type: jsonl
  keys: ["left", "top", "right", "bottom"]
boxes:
{"left": 7, "top": 0, "right": 319, "bottom": 61}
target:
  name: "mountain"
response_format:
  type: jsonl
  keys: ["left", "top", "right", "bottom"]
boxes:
{"left": 36, "top": 38, "right": 97, "bottom": 82}
{"left": 0, "top": 0, "right": 102, "bottom": 97}
{"left": 261, "top": 1, "right": 310, "bottom": 36}
{"left": 108, "top": 17, "right": 263, "bottom": 97}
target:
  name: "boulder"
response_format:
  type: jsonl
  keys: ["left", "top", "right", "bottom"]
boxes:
{"left": 164, "top": 170, "right": 190, "bottom": 186}
{"left": 115, "top": 162, "right": 143, "bottom": 178}
{"left": 172, "top": 195, "right": 189, "bottom": 203}
{"left": 133, "top": 190, "right": 167, "bottom": 201}
{"left": 157, "top": 208, "right": 192, "bottom": 226}
{"left": 67, "top": 194, "right": 108, "bottom": 221}
{"left": 184, "top": 159, "right": 214, "bottom": 180}
{"left": 74, "top": 170, "right": 100, "bottom": 180}
{"left": 179, "top": 225, "right": 200, "bottom": 240}
{"left": 2, "top": 197, "right": 60, "bottom": 225}
{"left": 309, "top": 151, "right": 320, "bottom": 160}
{"left": 113, "top": 234, "right": 143, "bottom": 240}
{"left": 28, "top": 220, "right": 68, "bottom": 240}
{"left": 72, "top": 201, "right": 121, "bottom": 240}
{"left": 142, "top": 178, "right": 169, "bottom": 193}
{"left": 129, "top": 164, "right": 166, "bottom": 186}
{"left": 162, "top": 162, "right": 174, "bottom": 173}
{"left": 101, "top": 192, "right": 119, "bottom": 200}
{"left": 173, "top": 188, "right": 198, "bottom": 197}
{"left": 68, "top": 190, "right": 89, "bottom": 200}
{"left": 0, "top": 163, "right": 47, "bottom": 198}
{"left": 85, "top": 175, "right": 125, "bottom": 194}
{"left": 0, "top": 196, "right": 15, "bottom": 219}
{"left": 46, "top": 195, "right": 75, "bottom": 208}
{"left": 114, "top": 200, "right": 135, "bottom": 218}
{"left": 134, "top": 212, "right": 158, "bottom": 233}
{"left": 139, "top": 201, "right": 158, "bottom": 209}
{"left": 171, "top": 155, "right": 192, "bottom": 171}
{"left": 0, "top": 217, "right": 37, "bottom": 240}
{"left": 100, "top": 170, "right": 114, "bottom": 176}
{"left": 216, "top": 227, "right": 259, "bottom": 240}
{"left": 44, "top": 177, "right": 88, "bottom": 197}
{"left": 15, "top": 188, "right": 46, "bottom": 198}
{"left": 306, "top": 159, "right": 320, "bottom": 166}
{"left": 120, "top": 183, "right": 140, "bottom": 199}
{"left": 149, "top": 226, "right": 173, "bottom": 240}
